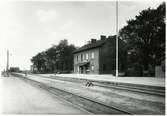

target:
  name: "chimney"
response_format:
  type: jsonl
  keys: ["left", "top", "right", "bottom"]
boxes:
{"left": 100, "top": 35, "right": 106, "bottom": 40}
{"left": 87, "top": 40, "right": 91, "bottom": 44}
{"left": 91, "top": 39, "right": 96, "bottom": 43}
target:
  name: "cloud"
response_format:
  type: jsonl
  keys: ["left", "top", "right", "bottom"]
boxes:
{"left": 36, "top": 9, "right": 58, "bottom": 23}
{"left": 60, "top": 20, "right": 75, "bottom": 31}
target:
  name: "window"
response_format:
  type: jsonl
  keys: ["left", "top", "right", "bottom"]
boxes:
{"left": 86, "top": 53, "right": 89, "bottom": 60}
{"left": 84, "top": 54, "right": 86, "bottom": 60}
{"left": 77, "top": 55, "right": 78, "bottom": 62}
{"left": 81, "top": 54, "right": 83, "bottom": 61}
{"left": 91, "top": 52, "right": 94, "bottom": 59}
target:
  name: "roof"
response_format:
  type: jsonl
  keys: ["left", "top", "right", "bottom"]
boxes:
{"left": 73, "top": 40, "right": 106, "bottom": 54}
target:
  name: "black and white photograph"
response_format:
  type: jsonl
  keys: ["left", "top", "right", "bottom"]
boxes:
{"left": 0, "top": 0, "right": 165, "bottom": 115}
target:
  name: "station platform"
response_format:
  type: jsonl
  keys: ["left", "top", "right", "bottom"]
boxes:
{"left": 39, "top": 74, "right": 165, "bottom": 87}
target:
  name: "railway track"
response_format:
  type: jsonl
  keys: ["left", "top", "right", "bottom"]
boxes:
{"left": 12, "top": 73, "right": 133, "bottom": 114}
{"left": 46, "top": 85, "right": 133, "bottom": 114}
{"left": 37, "top": 74, "right": 165, "bottom": 97}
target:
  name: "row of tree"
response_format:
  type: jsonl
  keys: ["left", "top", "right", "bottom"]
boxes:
{"left": 31, "top": 40, "right": 76, "bottom": 73}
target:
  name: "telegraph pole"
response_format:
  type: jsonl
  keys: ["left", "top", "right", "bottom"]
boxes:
{"left": 116, "top": 0, "right": 119, "bottom": 77}
{"left": 6, "top": 50, "right": 9, "bottom": 77}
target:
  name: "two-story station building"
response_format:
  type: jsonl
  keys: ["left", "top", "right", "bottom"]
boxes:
{"left": 73, "top": 35, "right": 127, "bottom": 75}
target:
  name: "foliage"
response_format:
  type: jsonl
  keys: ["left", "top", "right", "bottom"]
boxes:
{"left": 119, "top": 2, "right": 165, "bottom": 75}
{"left": 31, "top": 39, "right": 76, "bottom": 73}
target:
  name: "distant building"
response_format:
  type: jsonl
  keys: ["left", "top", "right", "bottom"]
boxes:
{"left": 9, "top": 67, "right": 20, "bottom": 72}
{"left": 73, "top": 35, "right": 127, "bottom": 75}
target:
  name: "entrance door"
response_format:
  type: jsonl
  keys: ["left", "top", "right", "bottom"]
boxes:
{"left": 80, "top": 66, "right": 84, "bottom": 74}
{"left": 85, "top": 64, "right": 90, "bottom": 74}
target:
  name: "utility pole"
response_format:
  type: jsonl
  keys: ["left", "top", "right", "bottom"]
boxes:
{"left": 116, "top": 0, "right": 119, "bottom": 77}
{"left": 6, "top": 50, "right": 9, "bottom": 77}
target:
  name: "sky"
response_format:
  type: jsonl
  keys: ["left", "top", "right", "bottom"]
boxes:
{"left": 0, "top": 0, "right": 164, "bottom": 71}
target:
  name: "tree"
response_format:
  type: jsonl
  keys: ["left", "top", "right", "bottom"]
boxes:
{"left": 45, "top": 46, "right": 57, "bottom": 72}
{"left": 56, "top": 39, "right": 76, "bottom": 72}
{"left": 31, "top": 52, "right": 47, "bottom": 73}
{"left": 119, "top": 2, "right": 165, "bottom": 76}
{"left": 31, "top": 39, "right": 76, "bottom": 73}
